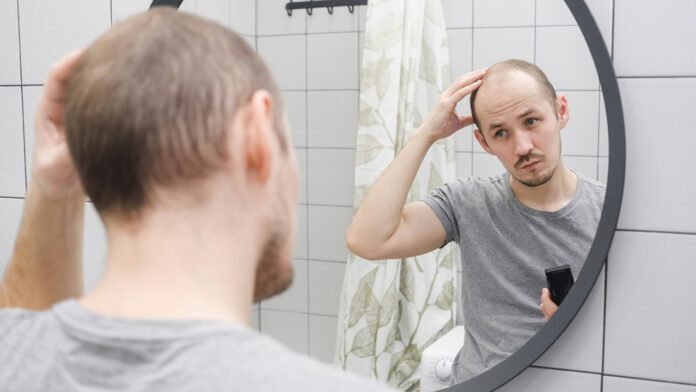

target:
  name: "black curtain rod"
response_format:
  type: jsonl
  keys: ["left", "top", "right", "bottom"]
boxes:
{"left": 286, "top": 0, "right": 368, "bottom": 15}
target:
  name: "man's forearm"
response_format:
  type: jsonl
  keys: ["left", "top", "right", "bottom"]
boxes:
{"left": 347, "top": 130, "right": 435, "bottom": 255}
{"left": 0, "top": 182, "right": 84, "bottom": 309}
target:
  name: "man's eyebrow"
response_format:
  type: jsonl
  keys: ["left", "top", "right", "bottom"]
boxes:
{"left": 518, "top": 109, "right": 535, "bottom": 118}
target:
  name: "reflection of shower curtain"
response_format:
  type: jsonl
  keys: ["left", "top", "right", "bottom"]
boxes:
{"left": 334, "top": 0, "right": 457, "bottom": 390}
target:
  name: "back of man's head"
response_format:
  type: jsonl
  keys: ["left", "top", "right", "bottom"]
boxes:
{"left": 469, "top": 59, "right": 557, "bottom": 130}
{"left": 65, "top": 8, "right": 285, "bottom": 218}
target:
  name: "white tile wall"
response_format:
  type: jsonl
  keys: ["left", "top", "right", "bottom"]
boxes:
{"left": 564, "top": 156, "right": 599, "bottom": 181}
{"left": 227, "top": 0, "right": 256, "bottom": 35}
{"left": 472, "top": 153, "right": 505, "bottom": 178}
{"left": 20, "top": 85, "right": 40, "bottom": 175}
{"left": 196, "top": 0, "right": 229, "bottom": 28}
{"left": 308, "top": 260, "right": 345, "bottom": 316}
{"left": 282, "top": 91, "right": 307, "bottom": 147}
{"left": 307, "top": 149, "right": 354, "bottom": 206}
{"left": 0, "top": 0, "right": 21, "bottom": 85}
{"left": 295, "top": 148, "right": 307, "bottom": 204}
{"left": 617, "top": 78, "right": 696, "bottom": 233}
{"left": 473, "top": 0, "right": 534, "bottom": 27}
{"left": 18, "top": 0, "right": 110, "bottom": 84}
{"left": 614, "top": 0, "right": 696, "bottom": 77}
{"left": 604, "top": 376, "right": 696, "bottom": 392}
{"left": 605, "top": 231, "right": 696, "bottom": 384}
{"left": 472, "top": 27, "right": 535, "bottom": 70}
{"left": 260, "top": 309, "right": 309, "bottom": 354}
{"left": 307, "top": 205, "right": 352, "bottom": 262}
{"left": 111, "top": 0, "right": 150, "bottom": 23}
{"left": 497, "top": 367, "right": 601, "bottom": 391}
{"left": 0, "top": 198, "right": 23, "bottom": 272}
{"left": 536, "top": 26, "right": 599, "bottom": 90}
{"left": 559, "top": 90, "right": 600, "bottom": 157}
{"left": 294, "top": 204, "right": 307, "bottom": 259}
{"left": 307, "top": 91, "right": 358, "bottom": 148}
{"left": 307, "top": 33, "right": 358, "bottom": 90}
{"left": 442, "top": 0, "right": 473, "bottom": 29}
{"left": 309, "top": 314, "right": 339, "bottom": 363}
{"left": 536, "top": 0, "right": 576, "bottom": 26}
{"left": 0, "top": 87, "right": 26, "bottom": 198}
{"left": 257, "top": 0, "right": 305, "bottom": 36}
{"left": 258, "top": 35, "right": 306, "bottom": 90}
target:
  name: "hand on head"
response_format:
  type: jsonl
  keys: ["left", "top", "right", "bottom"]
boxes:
{"left": 32, "top": 49, "right": 85, "bottom": 199}
{"left": 418, "top": 68, "right": 486, "bottom": 142}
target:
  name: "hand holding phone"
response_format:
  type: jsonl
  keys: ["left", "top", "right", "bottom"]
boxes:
{"left": 545, "top": 265, "right": 574, "bottom": 306}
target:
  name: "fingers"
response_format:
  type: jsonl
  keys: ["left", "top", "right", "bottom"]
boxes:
{"left": 447, "top": 79, "right": 483, "bottom": 106}
{"left": 42, "top": 49, "right": 85, "bottom": 106}
{"left": 442, "top": 68, "right": 486, "bottom": 99}
{"left": 539, "top": 288, "right": 558, "bottom": 321}
{"left": 455, "top": 114, "right": 474, "bottom": 129}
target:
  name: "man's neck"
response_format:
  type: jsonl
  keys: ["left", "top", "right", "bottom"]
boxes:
{"left": 509, "top": 162, "right": 578, "bottom": 212}
{"left": 79, "top": 206, "right": 261, "bottom": 325}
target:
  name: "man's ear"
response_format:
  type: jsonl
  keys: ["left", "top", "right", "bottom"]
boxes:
{"left": 474, "top": 128, "right": 493, "bottom": 154}
{"left": 556, "top": 95, "right": 569, "bottom": 129}
{"left": 241, "top": 90, "right": 276, "bottom": 184}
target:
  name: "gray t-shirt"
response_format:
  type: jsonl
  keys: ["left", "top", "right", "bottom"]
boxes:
{"left": 422, "top": 172, "right": 605, "bottom": 383}
{"left": 0, "top": 300, "right": 396, "bottom": 392}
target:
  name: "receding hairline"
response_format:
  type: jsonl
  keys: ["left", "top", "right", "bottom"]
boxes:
{"left": 470, "top": 59, "right": 557, "bottom": 132}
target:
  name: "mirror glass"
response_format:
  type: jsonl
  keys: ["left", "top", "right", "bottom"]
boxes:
{"left": 166, "top": 1, "right": 612, "bottom": 390}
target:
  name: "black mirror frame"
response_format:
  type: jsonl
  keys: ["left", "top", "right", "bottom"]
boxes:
{"left": 445, "top": 0, "right": 625, "bottom": 390}
{"left": 148, "top": 0, "right": 625, "bottom": 390}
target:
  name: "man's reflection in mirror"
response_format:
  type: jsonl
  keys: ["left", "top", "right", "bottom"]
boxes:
{"left": 346, "top": 59, "right": 605, "bottom": 383}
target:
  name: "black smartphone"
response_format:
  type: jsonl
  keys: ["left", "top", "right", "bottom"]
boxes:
{"left": 545, "top": 265, "right": 574, "bottom": 306}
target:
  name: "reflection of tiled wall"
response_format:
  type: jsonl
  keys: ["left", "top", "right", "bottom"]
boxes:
{"left": 1, "top": 1, "right": 696, "bottom": 391}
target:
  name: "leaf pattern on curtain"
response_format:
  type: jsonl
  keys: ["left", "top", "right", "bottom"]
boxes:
{"left": 335, "top": 1, "right": 458, "bottom": 390}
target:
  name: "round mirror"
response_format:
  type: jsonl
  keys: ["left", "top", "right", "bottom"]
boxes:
{"left": 153, "top": 1, "right": 625, "bottom": 391}
{"left": 444, "top": 0, "right": 625, "bottom": 390}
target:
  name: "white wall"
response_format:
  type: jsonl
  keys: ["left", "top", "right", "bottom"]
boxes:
{"left": 1, "top": 1, "right": 695, "bottom": 391}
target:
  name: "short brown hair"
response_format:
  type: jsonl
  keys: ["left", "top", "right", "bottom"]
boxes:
{"left": 65, "top": 8, "right": 285, "bottom": 216}
{"left": 470, "top": 59, "right": 557, "bottom": 130}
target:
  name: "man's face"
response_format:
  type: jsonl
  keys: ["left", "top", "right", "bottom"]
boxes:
{"left": 474, "top": 71, "right": 567, "bottom": 188}
{"left": 253, "top": 117, "right": 299, "bottom": 302}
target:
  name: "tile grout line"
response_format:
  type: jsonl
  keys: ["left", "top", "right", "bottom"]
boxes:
{"left": 610, "top": 0, "right": 615, "bottom": 64}
{"left": 470, "top": 0, "right": 475, "bottom": 174}
{"left": 616, "top": 228, "right": 696, "bottom": 236}
{"left": 600, "top": 257, "right": 608, "bottom": 391}
{"left": 305, "top": 7, "right": 311, "bottom": 356}
{"left": 533, "top": 0, "right": 537, "bottom": 64}
{"left": 16, "top": 0, "right": 27, "bottom": 194}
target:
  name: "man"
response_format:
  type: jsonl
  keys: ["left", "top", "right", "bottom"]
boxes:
{"left": 346, "top": 60, "right": 605, "bottom": 383}
{"left": 0, "top": 9, "right": 394, "bottom": 392}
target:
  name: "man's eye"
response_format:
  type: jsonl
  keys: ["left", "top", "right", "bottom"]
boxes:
{"left": 495, "top": 129, "right": 508, "bottom": 139}
{"left": 526, "top": 118, "right": 538, "bottom": 126}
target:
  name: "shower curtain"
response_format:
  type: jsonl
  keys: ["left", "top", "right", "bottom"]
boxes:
{"left": 334, "top": 0, "right": 458, "bottom": 390}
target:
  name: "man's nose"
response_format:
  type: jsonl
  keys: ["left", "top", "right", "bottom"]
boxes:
{"left": 513, "top": 131, "right": 534, "bottom": 157}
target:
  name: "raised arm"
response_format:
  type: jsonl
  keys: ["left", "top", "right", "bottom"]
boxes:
{"left": 346, "top": 69, "right": 485, "bottom": 261}
{"left": 0, "top": 50, "right": 86, "bottom": 310}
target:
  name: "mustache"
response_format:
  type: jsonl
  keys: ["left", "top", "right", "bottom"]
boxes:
{"left": 515, "top": 152, "right": 544, "bottom": 169}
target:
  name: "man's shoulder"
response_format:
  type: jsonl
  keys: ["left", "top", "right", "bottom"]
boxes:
{"left": 206, "top": 333, "right": 396, "bottom": 391}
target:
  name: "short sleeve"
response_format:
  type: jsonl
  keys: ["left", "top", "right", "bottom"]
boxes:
{"left": 421, "top": 181, "right": 461, "bottom": 245}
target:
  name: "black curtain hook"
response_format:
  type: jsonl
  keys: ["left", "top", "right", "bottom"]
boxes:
{"left": 307, "top": 0, "right": 313, "bottom": 15}
{"left": 287, "top": 0, "right": 293, "bottom": 16}
{"left": 327, "top": 0, "right": 334, "bottom": 14}
{"left": 348, "top": 4, "right": 355, "bottom": 13}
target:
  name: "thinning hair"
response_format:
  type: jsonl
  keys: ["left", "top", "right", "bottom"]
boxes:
{"left": 65, "top": 8, "right": 285, "bottom": 216}
{"left": 470, "top": 59, "right": 557, "bottom": 130}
